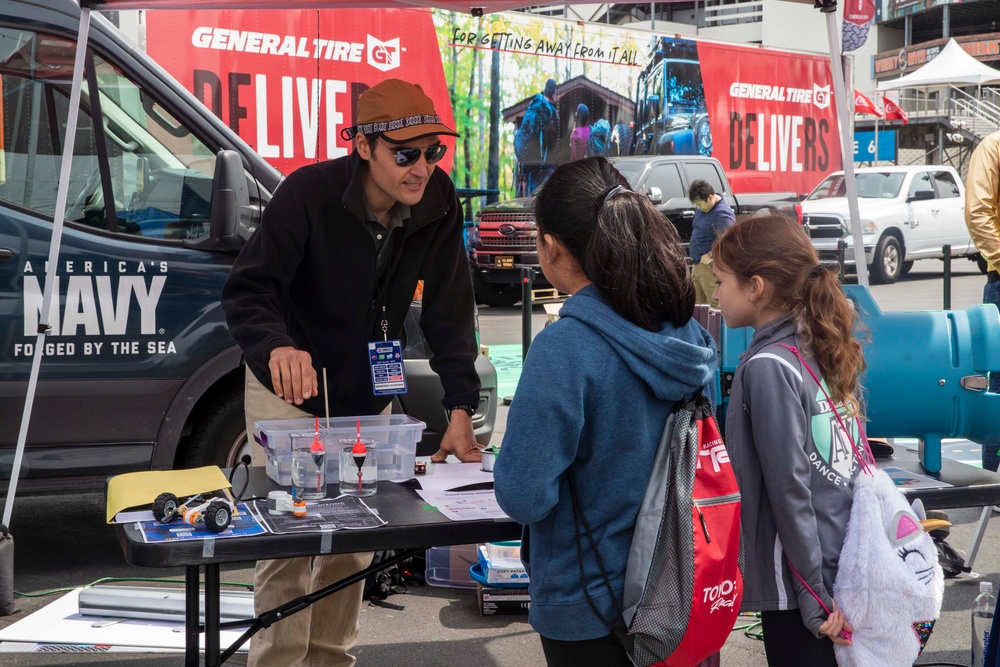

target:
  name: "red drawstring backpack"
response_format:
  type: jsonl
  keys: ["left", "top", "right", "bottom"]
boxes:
{"left": 569, "top": 391, "right": 744, "bottom": 667}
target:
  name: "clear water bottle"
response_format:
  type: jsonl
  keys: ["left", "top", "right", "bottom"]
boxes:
{"left": 972, "top": 581, "right": 997, "bottom": 667}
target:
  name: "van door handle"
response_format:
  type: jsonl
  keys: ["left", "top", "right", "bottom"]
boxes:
{"left": 681, "top": 210, "right": 695, "bottom": 219}
{"left": 0, "top": 249, "right": 12, "bottom": 261}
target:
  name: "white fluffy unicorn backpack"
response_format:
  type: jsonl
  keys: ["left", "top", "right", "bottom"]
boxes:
{"left": 780, "top": 345, "right": 944, "bottom": 666}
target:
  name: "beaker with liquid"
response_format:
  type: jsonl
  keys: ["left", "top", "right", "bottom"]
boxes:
{"left": 291, "top": 432, "right": 329, "bottom": 501}
{"left": 339, "top": 438, "right": 377, "bottom": 497}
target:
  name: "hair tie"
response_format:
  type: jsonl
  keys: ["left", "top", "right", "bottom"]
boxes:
{"left": 808, "top": 264, "right": 827, "bottom": 279}
{"left": 594, "top": 183, "right": 631, "bottom": 215}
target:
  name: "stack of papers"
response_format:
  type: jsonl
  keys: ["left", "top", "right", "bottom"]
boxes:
{"left": 411, "top": 463, "right": 510, "bottom": 522}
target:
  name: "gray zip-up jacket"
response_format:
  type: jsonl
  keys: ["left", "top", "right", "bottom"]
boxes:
{"left": 725, "top": 314, "right": 860, "bottom": 635}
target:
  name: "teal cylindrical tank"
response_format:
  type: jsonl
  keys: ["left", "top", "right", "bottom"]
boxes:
{"left": 846, "top": 284, "right": 1000, "bottom": 473}
{"left": 715, "top": 285, "right": 1000, "bottom": 473}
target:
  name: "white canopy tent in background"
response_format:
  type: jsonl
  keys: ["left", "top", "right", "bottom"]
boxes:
{"left": 5, "top": 0, "right": 865, "bottom": 526}
{"left": 878, "top": 38, "right": 1000, "bottom": 91}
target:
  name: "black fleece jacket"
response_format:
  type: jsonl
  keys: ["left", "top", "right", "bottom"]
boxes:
{"left": 221, "top": 151, "right": 480, "bottom": 417}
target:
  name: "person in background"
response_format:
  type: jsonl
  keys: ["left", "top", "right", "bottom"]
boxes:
{"left": 569, "top": 103, "right": 591, "bottom": 161}
{"left": 222, "top": 78, "right": 482, "bottom": 667}
{"left": 688, "top": 179, "right": 736, "bottom": 307}
{"left": 494, "top": 157, "right": 716, "bottom": 666}
{"left": 712, "top": 215, "right": 863, "bottom": 666}
{"left": 965, "top": 130, "right": 1000, "bottom": 473}
{"left": 514, "top": 79, "right": 559, "bottom": 196}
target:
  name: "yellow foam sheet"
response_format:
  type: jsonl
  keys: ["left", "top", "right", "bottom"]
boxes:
{"left": 106, "top": 466, "right": 231, "bottom": 524}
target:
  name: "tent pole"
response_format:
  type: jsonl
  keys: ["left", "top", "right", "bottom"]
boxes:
{"left": 824, "top": 7, "right": 870, "bottom": 287}
{"left": 4, "top": 6, "right": 92, "bottom": 527}
{"left": 874, "top": 104, "right": 879, "bottom": 165}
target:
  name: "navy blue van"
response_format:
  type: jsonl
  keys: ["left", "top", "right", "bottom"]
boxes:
{"left": 0, "top": 1, "right": 496, "bottom": 492}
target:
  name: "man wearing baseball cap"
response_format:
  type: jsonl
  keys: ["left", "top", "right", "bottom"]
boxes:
{"left": 223, "top": 78, "right": 482, "bottom": 666}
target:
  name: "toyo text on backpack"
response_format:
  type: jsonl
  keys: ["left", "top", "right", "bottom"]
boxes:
{"left": 621, "top": 392, "right": 744, "bottom": 667}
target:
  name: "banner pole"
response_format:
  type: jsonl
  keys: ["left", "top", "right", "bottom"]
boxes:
{"left": 5, "top": 6, "right": 92, "bottom": 527}
{"left": 825, "top": 7, "right": 870, "bottom": 288}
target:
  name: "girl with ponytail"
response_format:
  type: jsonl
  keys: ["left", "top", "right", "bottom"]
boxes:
{"left": 494, "top": 157, "right": 717, "bottom": 665}
{"left": 711, "top": 215, "right": 866, "bottom": 666}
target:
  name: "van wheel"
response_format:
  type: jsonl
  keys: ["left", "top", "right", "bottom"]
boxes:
{"left": 901, "top": 261, "right": 914, "bottom": 276}
{"left": 183, "top": 389, "right": 249, "bottom": 469}
{"left": 871, "top": 235, "right": 903, "bottom": 284}
{"left": 473, "top": 274, "right": 520, "bottom": 308}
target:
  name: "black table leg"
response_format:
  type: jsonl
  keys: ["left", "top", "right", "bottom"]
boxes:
{"left": 185, "top": 565, "right": 200, "bottom": 667}
{"left": 205, "top": 563, "right": 221, "bottom": 667}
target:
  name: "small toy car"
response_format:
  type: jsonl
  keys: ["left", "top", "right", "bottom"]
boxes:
{"left": 152, "top": 492, "right": 237, "bottom": 533}
{"left": 414, "top": 461, "right": 427, "bottom": 475}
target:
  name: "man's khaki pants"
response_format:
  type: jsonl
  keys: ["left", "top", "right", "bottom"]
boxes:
{"left": 691, "top": 255, "right": 718, "bottom": 307}
{"left": 245, "top": 368, "right": 373, "bottom": 667}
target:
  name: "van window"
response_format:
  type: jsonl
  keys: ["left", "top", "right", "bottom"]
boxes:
{"left": 931, "top": 170, "right": 960, "bottom": 199}
{"left": 0, "top": 25, "right": 216, "bottom": 240}
{"left": 684, "top": 162, "right": 726, "bottom": 195}
{"left": 645, "top": 163, "right": 685, "bottom": 200}
{"left": 907, "top": 171, "right": 935, "bottom": 200}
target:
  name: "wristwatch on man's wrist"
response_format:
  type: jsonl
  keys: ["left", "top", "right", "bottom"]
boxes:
{"left": 448, "top": 404, "right": 476, "bottom": 417}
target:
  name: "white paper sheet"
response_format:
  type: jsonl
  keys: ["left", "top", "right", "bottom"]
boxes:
{"left": 883, "top": 466, "right": 953, "bottom": 490}
{"left": 0, "top": 589, "right": 249, "bottom": 652}
{"left": 415, "top": 488, "right": 509, "bottom": 521}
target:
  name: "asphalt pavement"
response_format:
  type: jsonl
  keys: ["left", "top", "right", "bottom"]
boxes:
{"left": 0, "top": 259, "right": 996, "bottom": 666}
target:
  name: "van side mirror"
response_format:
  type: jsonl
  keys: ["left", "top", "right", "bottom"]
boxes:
{"left": 647, "top": 186, "right": 663, "bottom": 205}
{"left": 208, "top": 149, "right": 251, "bottom": 251}
{"left": 907, "top": 190, "right": 935, "bottom": 203}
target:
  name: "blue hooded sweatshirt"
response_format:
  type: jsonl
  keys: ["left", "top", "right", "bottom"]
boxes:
{"left": 493, "top": 284, "right": 717, "bottom": 641}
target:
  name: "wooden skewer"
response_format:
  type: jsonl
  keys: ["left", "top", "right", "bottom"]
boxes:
{"left": 323, "top": 368, "right": 330, "bottom": 428}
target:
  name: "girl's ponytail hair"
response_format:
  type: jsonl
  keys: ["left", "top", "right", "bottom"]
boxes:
{"left": 711, "top": 215, "right": 866, "bottom": 411}
{"left": 533, "top": 157, "right": 694, "bottom": 330}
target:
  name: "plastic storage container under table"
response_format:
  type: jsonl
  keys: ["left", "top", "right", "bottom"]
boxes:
{"left": 425, "top": 544, "right": 479, "bottom": 589}
{"left": 254, "top": 414, "right": 425, "bottom": 486}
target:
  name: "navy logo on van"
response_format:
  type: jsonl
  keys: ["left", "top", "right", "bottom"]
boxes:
{"left": 498, "top": 224, "right": 517, "bottom": 236}
{"left": 14, "top": 260, "right": 174, "bottom": 358}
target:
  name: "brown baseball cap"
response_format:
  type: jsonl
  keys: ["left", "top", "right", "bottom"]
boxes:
{"left": 340, "top": 79, "right": 458, "bottom": 143}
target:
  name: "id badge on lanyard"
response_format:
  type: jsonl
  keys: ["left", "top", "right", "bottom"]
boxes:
{"left": 368, "top": 340, "right": 407, "bottom": 395}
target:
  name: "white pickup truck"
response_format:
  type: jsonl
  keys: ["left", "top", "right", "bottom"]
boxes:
{"left": 799, "top": 166, "right": 983, "bottom": 284}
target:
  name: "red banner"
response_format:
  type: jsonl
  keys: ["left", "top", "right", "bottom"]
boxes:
{"left": 696, "top": 42, "right": 840, "bottom": 196}
{"left": 145, "top": 9, "right": 455, "bottom": 176}
{"left": 882, "top": 97, "right": 909, "bottom": 125}
{"left": 854, "top": 90, "right": 883, "bottom": 118}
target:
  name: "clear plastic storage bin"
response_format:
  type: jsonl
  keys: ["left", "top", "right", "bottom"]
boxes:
{"left": 425, "top": 544, "right": 479, "bottom": 589}
{"left": 254, "top": 414, "right": 425, "bottom": 486}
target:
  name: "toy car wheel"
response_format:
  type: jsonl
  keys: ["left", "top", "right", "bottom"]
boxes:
{"left": 152, "top": 492, "right": 179, "bottom": 523}
{"left": 203, "top": 500, "right": 233, "bottom": 533}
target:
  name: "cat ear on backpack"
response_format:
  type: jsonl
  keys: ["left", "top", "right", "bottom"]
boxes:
{"left": 910, "top": 498, "right": 953, "bottom": 533}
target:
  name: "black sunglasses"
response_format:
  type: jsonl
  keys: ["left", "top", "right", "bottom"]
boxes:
{"left": 375, "top": 137, "right": 448, "bottom": 166}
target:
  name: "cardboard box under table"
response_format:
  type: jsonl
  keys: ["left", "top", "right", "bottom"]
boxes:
{"left": 255, "top": 414, "right": 425, "bottom": 485}
{"left": 477, "top": 584, "right": 530, "bottom": 616}
{"left": 113, "top": 466, "right": 520, "bottom": 667}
